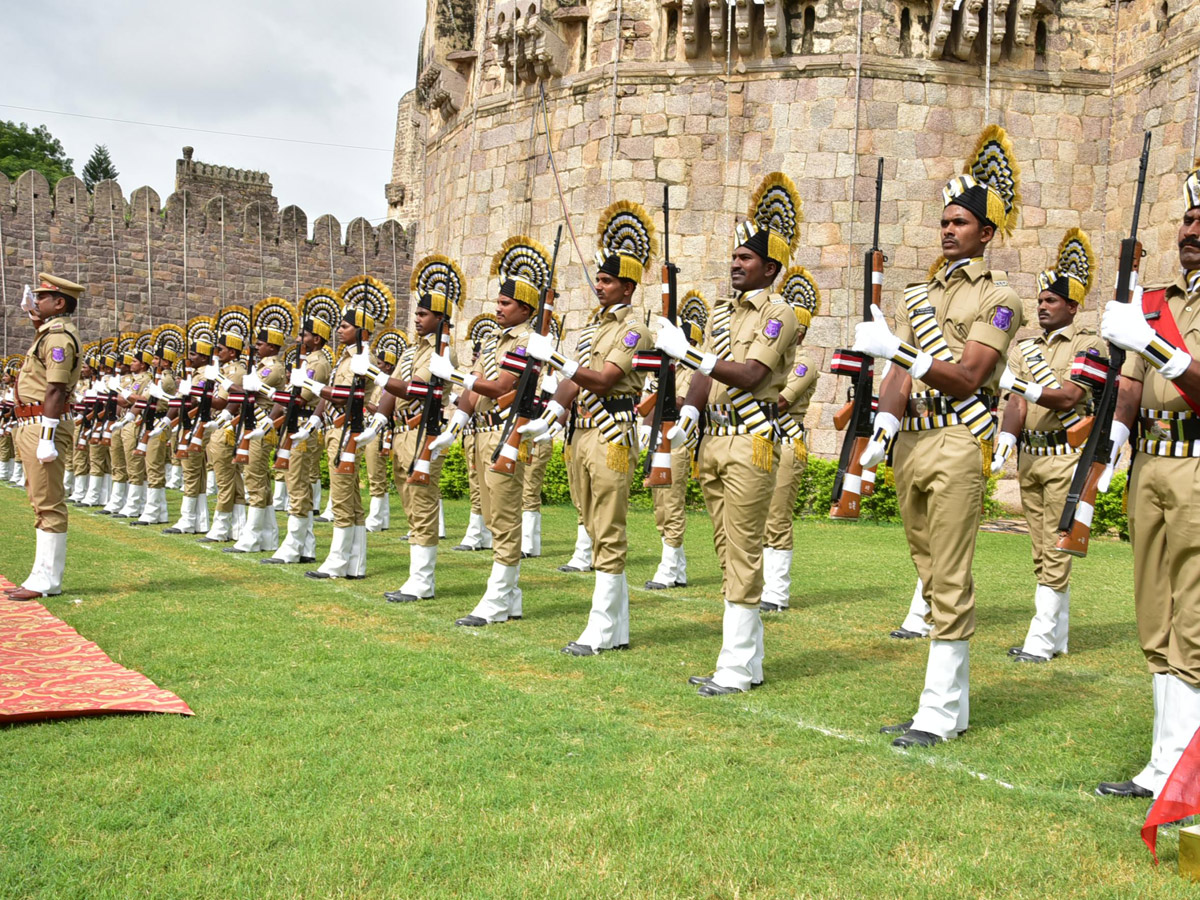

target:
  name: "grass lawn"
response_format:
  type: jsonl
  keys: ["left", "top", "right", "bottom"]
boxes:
{"left": 0, "top": 483, "right": 1188, "bottom": 898}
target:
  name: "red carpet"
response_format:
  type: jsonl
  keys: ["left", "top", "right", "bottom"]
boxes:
{"left": 0, "top": 575, "right": 193, "bottom": 723}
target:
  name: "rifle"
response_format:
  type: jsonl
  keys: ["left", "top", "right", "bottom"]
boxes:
{"left": 644, "top": 184, "right": 680, "bottom": 488}
{"left": 830, "top": 157, "right": 885, "bottom": 520}
{"left": 185, "top": 370, "right": 215, "bottom": 454}
{"left": 76, "top": 394, "right": 96, "bottom": 450}
{"left": 231, "top": 342, "right": 256, "bottom": 463}
{"left": 132, "top": 376, "right": 158, "bottom": 456}
{"left": 407, "top": 317, "right": 451, "bottom": 485}
{"left": 491, "top": 225, "right": 563, "bottom": 475}
{"left": 1056, "top": 130, "right": 1152, "bottom": 557}
{"left": 274, "top": 333, "right": 308, "bottom": 471}
{"left": 334, "top": 320, "right": 367, "bottom": 475}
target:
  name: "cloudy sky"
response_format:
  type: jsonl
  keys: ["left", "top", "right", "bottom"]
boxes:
{"left": 3, "top": 0, "right": 426, "bottom": 230}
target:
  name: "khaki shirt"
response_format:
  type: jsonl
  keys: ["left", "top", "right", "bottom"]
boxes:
{"left": 472, "top": 323, "right": 531, "bottom": 417}
{"left": 577, "top": 304, "right": 650, "bottom": 399}
{"left": 216, "top": 358, "right": 248, "bottom": 401}
{"left": 298, "top": 348, "right": 332, "bottom": 408}
{"left": 1121, "top": 271, "right": 1200, "bottom": 414}
{"left": 1011, "top": 321, "right": 1104, "bottom": 432}
{"left": 894, "top": 257, "right": 1023, "bottom": 395}
{"left": 16, "top": 317, "right": 82, "bottom": 405}
{"left": 703, "top": 289, "right": 799, "bottom": 405}
{"left": 249, "top": 355, "right": 287, "bottom": 414}
{"left": 780, "top": 347, "right": 820, "bottom": 422}
{"left": 399, "top": 333, "right": 460, "bottom": 418}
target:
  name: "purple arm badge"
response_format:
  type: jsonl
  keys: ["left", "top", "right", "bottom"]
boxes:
{"left": 764, "top": 318, "right": 783, "bottom": 339}
{"left": 306, "top": 368, "right": 315, "bottom": 378}
{"left": 991, "top": 306, "right": 1014, "bottom": 331}
{"left": 515, "top": 346, "right": 527, "bottom": 356}
{"left": 261, "top": 368, "right": 271, "bottom": 377}
{"left": 623, "top": 330, "right": 639, "bottom": 348}
{"left": 794, "top": 363, "right": 808, "bottom": 377}
{"left": 51, "top": 347, "right": 65, "bottom": 363}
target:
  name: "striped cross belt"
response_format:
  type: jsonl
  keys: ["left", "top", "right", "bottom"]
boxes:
{"left": 901, "top": 391, "right": 995, "bottom": 433}
{"left": 1019, "top": 429, "right": 1075, "bottom": 456}
{"left": 704, "top": 401, "right": 778, "bottom": 437}
{"left": 1139, "top": 409, "right": 1200, "bottom": 458}
{"left": 574, "top": 395, "right": 637, "bottom": 430}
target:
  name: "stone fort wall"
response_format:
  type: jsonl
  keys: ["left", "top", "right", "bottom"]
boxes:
{"left": 0, "top": 147, "right": 414, "bottom": 356}
{"left": 393, "top": 0, "right": 1200, "bottom": 456}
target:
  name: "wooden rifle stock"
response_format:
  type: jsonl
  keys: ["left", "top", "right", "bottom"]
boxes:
{"left": 1055, "top": 460, "right": 1104, "bottom": 557}
{"left": 645, "top": 185, "right": 679, "bottom": 489}
{"left": 829, "top": 437, "right": 870, "bottom": 519}
{"left": 1066, "top": 416, "right": 1094, "bottom": 449}
{"left": 832, "top": 399, "right": 854, "bottom": 432}
{"left": 636, "top": 392, "right": 657, "bottom": 418}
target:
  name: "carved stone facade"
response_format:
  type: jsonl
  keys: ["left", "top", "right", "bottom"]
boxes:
{"left": 392, "top": 0, "right": 1200, "bottom": 456}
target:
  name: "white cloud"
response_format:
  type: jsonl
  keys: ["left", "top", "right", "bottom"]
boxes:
{"left": 2, "top": 0, "right": 425, "bottom": 232}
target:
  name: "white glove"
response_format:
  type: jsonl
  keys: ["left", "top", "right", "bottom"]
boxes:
{"left": 429, "top": 408, "right": 470, "bottom": 460}
{"left": 518, "top": 400, "right": 565, "bottom": 442}
{"left": 429, "top": 353, "right": 476, "bottom": 391}
{"left": 213, "top": 409, "right": 234, "bottom": 428}
{"left": 177, "top": 378, "right": 192, "bottom": 395}
{"left": 289, "top": 367, "right": 307, "bottom": 388}
{"left": 853, "top": 305, "right": 932, "bottom": 379}
{"left": 147, "top": 384, "right": 165, "bottom": 401}
{"left": 666, "top": 404, "right": 700, "bottom": 444}
{"left": 247, "top": 426, "right": 267, "bottom": 440}
{"left": 241, "top": 372, "right": 263, "bottom": 394}
{"left": 202, "top": 364, "right": 221, "bottom": 381}
{"left": 541, "top": 371, "right": 560, "bottom": 395}
{"left": 293, "top": 414, "right": 321, "bottom": 442}
{"left": 350, "top": 353, "right": 372, "bottom": 376}
{"left": 998, "top": 366, "right": 1043, "bottom": 404}
{"left": 859, "top": 411, "right": 900, "bottom": 469}
{"left": 525, "top": 332, "right": 555, "bottom": 362}
{"left": 120, "top": 387, "right": 133, "bottom": 400}
{"left": 535, "top": 417, "right": 564, "bottom": 444}
{"left": 1097, "top": 421, "right": 1131, "bottom": 493}
{"left": 37, "top": 438, "right": 58, "bottom": 463}
{"left": 372, "top": 369, "right": 391, "bottom": 391}
{"left": 990, "top": 431, "right": 1017, "bottom": 474}
{"left": 655, "top": 317, "right": 716, "bottom": 375}
{"left": 356, "top": 411, "right": 388, "bottom": 444}
{"left": 1101, "top": 289, "right": 1193, "bottom": 379}
{"left": 638, "top": 423, "right": 651, "bottom": 449}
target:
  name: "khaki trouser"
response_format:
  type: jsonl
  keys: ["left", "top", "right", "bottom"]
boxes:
{"left": 0, "top": 431, "right": 13, "bottom": 462}
{"left": 145, "top": 427, "right": 170, "bottom": 489}
{"left": 697, "top": 433, "right": 779, "bottom": 608}
{"left": 464, "top": 432, "right": 483, "bottom": 516}
{"left": 284, "top": 430, "right": 320, "bottom": 518}
{"left": 565, "top": 434, "right": 586, "bottom": 529}
{"left": 651, "top": 441, "right": 692, "bottom": 549}
{"left": 242, "top": 435, "right": 274, "bottom": 507}
{"left": 110, "top": 423, "right": 127, "bottom": 483}
{"left": 522, "top": 437, "right": 553, "bottom": 511}
{"left": 364, "top": 433, "right": 389, "bottom": 498}
{"left": 180, "top": 435, "right": 207, "bottom": 497}
{"left": 894, "top": 426, "right": 985, "bottom": 641}
{"left": 89, "top": 441, "right": 110, "bottom": 477}
{"left": 570, "top": 426, "right": 635, "bottom": 574}
{"left": 476, "top": 430, "right": 524, "bottom": 566}
{"left": 1017, "top": 451, "right": 1075, "bottom": 592}
{"left": 72, "top": 433, "right": 88, "bottom": 480}
{"left": 123, "top": 419, "right": 147, "bottom": 485}
{"left": 206, "top": 427, "right": 245, "bottom": 514}
{"left": 1128, "top": 453, "right": 1200, "bottom": 687}
{"left": 324, "top": 426, "right": 364, "bottom": 528}
{"left": 394, "top": 429, "right": 444, "bottom": 546}
{"left": 764, "top": 439, "right": 806, "bottom": 551}
{"left": 16, "top": 418, "right": 74, "bottom": 532}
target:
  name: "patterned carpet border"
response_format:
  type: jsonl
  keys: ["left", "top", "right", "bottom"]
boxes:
{"left": 0, "top": 575, "right": 193, "bottom": 723}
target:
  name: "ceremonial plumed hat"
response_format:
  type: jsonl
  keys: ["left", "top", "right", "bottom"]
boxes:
{"left": 339, "top": 276, "right": 395, "bottom": 331}
{"left": 153, "top": 323, "right": 185, "bottom": 365}
{"left": 372, "top": 329, "right": 406, "bottom": 367}
{"left": 1037, "top": 228, "right": 1095, "bottom": 308}
{"left": 412, "top": 255, "right": 466, "bottom": 316}
{"left": 341, "top": 306, "right": 376, "bottom": 334}
{"left": 186, "top": 316, "right": 216, "bottom": 357}
{"left": 595, "top": 202, "right": 656, "bottom": 284}
{"left": 779, "top": 267, "right": 821, "bottom": 329}
{"left": 99, "top": 337, "right": 119, "bottom": 369}
{"left": 300, "top": 288, "right": 340, "bottom": 342}
{"left": 1185, "top": 157, "right": 1200, "bottom": 214}
{"left": 4, "top": 355, "right": 22, "bottom": 377}
{"left": 216, "top": 306, "right": 251, "bottom": 353}
{"left": 252, "top": 297, "right": 298, "bottom": 348}
{"left": 117, "top": 332, "right": 137, "bottom": 366}
{"left": 942, "top": 125, "right": 1021, "bottom": 238}
{"left": 491, "top": 240, "right": 550, "bottom": 309}
{"left": 679, "top": 290, "right": 710, "bottom": 346}
{"left": 31, "top": 272, "right": 84, "bottom": 303}
{"left": 467, "top": 313, "right": 499, "bottom": 352}
{"left": 81, "top": 341, "right": 98, "bottom": 369}
{"left": 736, "top": 172, "right": 803, "bottom": 269}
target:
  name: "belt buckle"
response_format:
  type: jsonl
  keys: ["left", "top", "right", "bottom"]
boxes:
{"left": 913, "top": 398, "right": 928, "bottom": 417}
{"left": 1149, "top": 419, "right": 1173, "bottom": 442}
{"left": 1030, "top": 433, "right": 1047, "bottom": 448}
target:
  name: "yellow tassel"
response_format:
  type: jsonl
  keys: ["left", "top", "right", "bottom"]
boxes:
{"left": 607, "top": 442, "right": 629, "bottom": 474}
{"left": 1122, "top": 478, "right": 1129, "bottom": 515}
{"left": 752, "top": 435, "right": 774, "bottom": 473}
{"left": 562, "top": 442, "right": 571, "bottom": 463}
{"left": 519, "top": 440, "right": 532, "bottom": 465}
{"left": 794, "top": 438, "right": 808, "bottom": 466}
{"left": 979, "top": 438, "right": 993, "bottom": 480}
{"left": 691, "top": 459, "right": 699, "bottom": 479}
{"left": 264, "top": 428, "right": 278, "bottom": 447}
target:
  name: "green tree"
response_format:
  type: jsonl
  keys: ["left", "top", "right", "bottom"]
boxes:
{"left": 81, "top": 144, "right": 119, "bottom": 190}
{"left": 0, "top": 120, "right": 74, "bottom": 187}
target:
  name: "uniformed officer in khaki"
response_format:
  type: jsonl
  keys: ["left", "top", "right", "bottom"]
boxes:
{"left": 990, "top": 228, "right": 1103, "bottom": 663}
{"left": 198, "top": 324, "right": 249, "bottom": 543}
{"left": 0, "top": 366, "right": 17, "bottom": 484}
{"left": 225, "top": 313, "right": 290, "bottom": 553}
{"left": 520, "top": 370, "right": 558, "bottom": 559}
{"left": 5, "top": 273, "right": 83, "bottom": 601}
{"left": 524, "top": 203, "right": 655, "bottom": 654}
{"left": 82, "top": 349, "right": 115, "bottom": 508}
{"left": 364, "top": 258, "right": 462, "bottom": 601}
{"left": 657, "top": 172, "right": 802, "bottom": 694}
{"left": 115, "top": 345, "right": 155, "bottom": 518}
{"left": 164, "top": 335, "right": 215, "bottom": 535}
{"left": 100, "top": 350, "right": 134, "bottom": 515}
{"left": 132, "top": 337, "right": 180, "bottom": 525}
{"left": 452, "top": 320, "right": 497, "bottom": 552}
{"left": 854, "top": 128, "right": 1023, "bottom": 747}
{"left": 1094, "top": 163, "right": 1200, "bottom": 800}
{"left": 68, "top": 368, "right": 93, "bottom": 502}
{"left": 761, "top": 268, "right": 822, "bottom": 612}
{"left": 262, "top": 314, "right": 332, "bottom": 565}
{"left": 363, "top": 346, "right": 397, "bottom": 533}
{"left": 427, "top": 237, "right": 543, "bottom": 626}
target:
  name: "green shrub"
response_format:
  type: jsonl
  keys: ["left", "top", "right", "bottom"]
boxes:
{"left": 437, "top": 442, "right": 469, "bottom": 500}
{"left": 1092, "top": 470, "right": 1129, "bottom": 540}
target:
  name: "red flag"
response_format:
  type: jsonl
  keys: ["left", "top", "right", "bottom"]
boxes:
{"left": 1143, "top": 726, "right": 1200, "bottom": 862}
